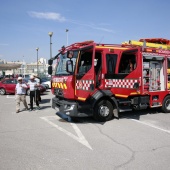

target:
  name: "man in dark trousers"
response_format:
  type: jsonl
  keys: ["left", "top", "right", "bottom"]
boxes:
{"left": 28, "top": 75, "right": 40, "bottom": 111}
{"left": 33, "top": 74, "right": 41, "bottom": 102}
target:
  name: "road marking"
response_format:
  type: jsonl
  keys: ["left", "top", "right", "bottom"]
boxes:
{"left": 6, "top": 95, "right": 15, "bottom": 99}
{"left": 41, "top": 116, "right": 92, "bottom": 150}
{"left": 130, "top": 118, "right": 170, "bottom": 134}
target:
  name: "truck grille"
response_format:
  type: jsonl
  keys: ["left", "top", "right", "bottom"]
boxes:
{"left": 54, "top": 88, "right": 63, "bottom": 97}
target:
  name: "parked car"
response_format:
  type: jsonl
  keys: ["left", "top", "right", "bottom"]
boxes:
{"left": 41, "top": 77, "right": 51, "bottom": 89}
{"left": 41, "top": 83, "right": 49, "bottom": 89}
{"left": 0, "top": 78, "right": 17, "bottom": 95}
{"left": 0, "top": 78, "right": 46, "bottom": 95}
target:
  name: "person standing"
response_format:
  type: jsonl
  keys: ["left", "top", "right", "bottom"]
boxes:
{"left": 125, "top": 59, "right": 135, "bottom": 73}
{"left": 33, "top": 74, "right": 41, "bottom": 102}
{"left": 28, "top": 75, "right": 40, "bottom": 111}
{"left": 15, "top": 77, "right": 29, "bottom": 113}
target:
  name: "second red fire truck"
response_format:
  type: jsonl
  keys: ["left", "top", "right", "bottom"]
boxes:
{"left": 48, "top": 38, "right": 170, "bottom": 121}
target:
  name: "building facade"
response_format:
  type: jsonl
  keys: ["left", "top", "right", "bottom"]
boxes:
{"left": 0, "top": 58, "right": 48, "bottom": 77}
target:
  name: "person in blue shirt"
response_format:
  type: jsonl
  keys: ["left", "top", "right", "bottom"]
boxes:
{"left": 15, "top": 77, "right": 29, "bottom": 113}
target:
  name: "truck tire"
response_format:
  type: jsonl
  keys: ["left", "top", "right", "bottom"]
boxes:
{"left": 0, "top": 88, "right": 6, "bottom": 95}
{"left": 93, "top": 100, "right": 113, "bottom": 122}
{"left": 162, "top": 95, "right": 170, "bottom": 113}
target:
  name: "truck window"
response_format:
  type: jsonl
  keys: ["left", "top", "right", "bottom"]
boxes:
{"left": 168, "top": 58, "right": 170, "bottom": 69}
{"left": 55, "top": 51, "right": 78, "bottom": 75}
{"left": 95, "top": 52, "right": 102, "bottom": 74}
{"left": 78, "top": 51, "right": 93, "bottom": 74}
{"left": 119, "top": 53, "right": 136, "bottom": 73}
{"left": 167, "top": 58, "right": 170, "bottom": 81}
{"left": 106, "top": 54, "right": 117, "bottom": 74}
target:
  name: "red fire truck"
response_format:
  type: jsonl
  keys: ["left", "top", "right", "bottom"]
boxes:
{"left": 48, "top": 39, "right": 170, "bottom": 121}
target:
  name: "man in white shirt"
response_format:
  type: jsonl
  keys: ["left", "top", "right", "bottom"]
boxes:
{"left": 15, "top": 77, "right": 29, "bottom": 113}
{"left": 33, "top": 74, "right": 41, "bottom": 102}
{"left": 28, "top": 75, "right": 40, "bottom": 111}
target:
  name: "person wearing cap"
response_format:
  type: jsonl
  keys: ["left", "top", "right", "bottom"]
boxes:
{"left": 33, "top": 74, "right": 41, "bottom": 102}
{"left": 15, "top": 77, "right": 29, "bottom": 113}
{"left": 28, "top": 75, "right": 40, "bottom": 111}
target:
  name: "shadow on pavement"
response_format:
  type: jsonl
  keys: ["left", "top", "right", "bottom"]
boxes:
{"left": 56, "top": 112, "right": 106, "bottom": 125}
{"left": 55, "top": 108, "right": 164, "bottom": 124}
{"left": 40, "top": 99, "right": 51, "bottom": 104}
{"left": 120, "top": 108, "right": 162, "bottom": 120}
{"left": 40, "top": 106, "right": 51, "bottom": 109}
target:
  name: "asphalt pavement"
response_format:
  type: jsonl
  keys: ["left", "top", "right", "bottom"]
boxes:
{"left": 0, "top": 91, "right": 170, "bottom": 170}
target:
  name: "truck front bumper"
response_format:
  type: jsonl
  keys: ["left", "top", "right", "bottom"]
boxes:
{"left": 52, "top": 97, "right": 92, "bottom": 117}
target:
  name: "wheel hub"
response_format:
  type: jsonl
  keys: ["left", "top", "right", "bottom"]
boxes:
{"left": 0, "top": 89, "right": 4, "bottom": 95}
{"left": 165, "top": 99, "right": 170, "bottom": 110}
{"left": 99, "top": 105, "right": 110, "bottom": 117}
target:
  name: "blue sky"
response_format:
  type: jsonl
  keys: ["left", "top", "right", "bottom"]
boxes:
{"left": 0, "top": 0, "right": 170, "bottom": 63}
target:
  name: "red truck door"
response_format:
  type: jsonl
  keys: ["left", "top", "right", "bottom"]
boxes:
{"left": 75, "top": 46, "right": 95, "bottom": 101}
{"left": 106, "top": 48, "right": 140, "bottom": 97}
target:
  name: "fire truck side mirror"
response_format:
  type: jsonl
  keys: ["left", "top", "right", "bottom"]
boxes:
{"left": 48, "top": 65, "right": 53, "bottom": 75}
{"left": 48, "top": 59, "right": 53, "bottom": 65}
{"left": 66, "top": 60, "right": 73, "bottom": 73}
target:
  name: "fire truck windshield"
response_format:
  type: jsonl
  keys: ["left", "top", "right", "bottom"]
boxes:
{"left": 55, "top": 51, "right": 78, "bottom": 75}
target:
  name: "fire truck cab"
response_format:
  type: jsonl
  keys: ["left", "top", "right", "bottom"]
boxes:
{"left": 48, "top": 39, "right": 170, "bottom": 121}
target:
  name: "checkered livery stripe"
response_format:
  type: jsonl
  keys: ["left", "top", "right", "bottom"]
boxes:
{"left": 142, "top": 52, "right": 170, "bottom": 56}
{"left": 76, "top": 80, "right": 94, "bottom": 91}
{"left": 143, "top": 52, "right": 159, "bottom": 56}
{"left": 105, "top": 79, "right": 138, "bottom": 89}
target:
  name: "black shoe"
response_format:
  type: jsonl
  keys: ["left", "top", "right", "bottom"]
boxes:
{"left": 36, "top": 106, "right": 40, "bottom": 110}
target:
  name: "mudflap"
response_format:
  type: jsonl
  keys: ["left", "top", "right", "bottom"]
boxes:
{"left": 111, "top": 97, "right": 119, "bottom": 119}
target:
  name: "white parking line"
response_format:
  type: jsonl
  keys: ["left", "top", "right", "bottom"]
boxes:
{"left": 6, "top": 95, "right": 15, "bottom": 99}
{"left": 130, "top": 118, "right": 170, "bottom": 134}
{"left": 41, "top": 116, "right": 92, "bottom": 150}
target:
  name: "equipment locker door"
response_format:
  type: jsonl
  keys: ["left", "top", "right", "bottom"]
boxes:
{"left": 143, "top": 54, "right": 165, "bottom": 92}
{"left": 149, "top": 61, "right": 163, "bottom": 91}
{"left": 167, "top": 57, "right": 170, "bottom": 90}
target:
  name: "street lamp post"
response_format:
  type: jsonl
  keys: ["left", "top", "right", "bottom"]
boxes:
{"left": 36, "top": 47, "right": 39, "bottom": 76}
{"left": 66, "top": 29, "right": 69, "bottom": 46}
{"left": 22, "top": 56, "right": 25, "bottom": 78}
{"left": 48, "top": 32, "right": 53, "bottom": 59}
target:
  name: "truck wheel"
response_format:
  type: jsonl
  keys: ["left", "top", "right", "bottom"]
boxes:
{"left": 0, "top": 88, "right": 6, "bottom": 95}
{"left": 94, "top": 100, "right": 113, "bottom": 122}
{"left": 162, "top": 96, "right": 170, "bottom": 113}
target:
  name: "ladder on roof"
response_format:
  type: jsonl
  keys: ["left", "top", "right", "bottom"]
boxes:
{"left": 122, "top": 38, "right": 170, "bottom": 50}
{"left": 65, "top": 40, "right": 94, "bottom": 51}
